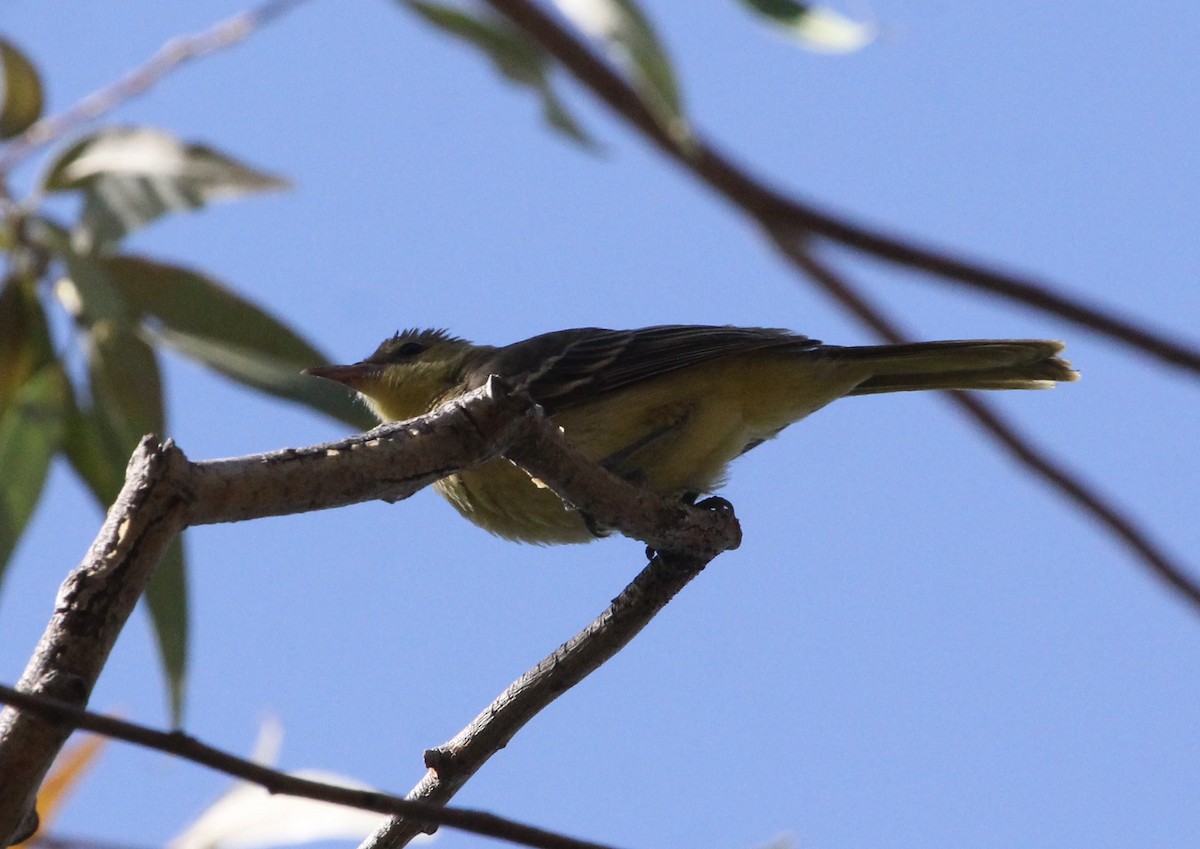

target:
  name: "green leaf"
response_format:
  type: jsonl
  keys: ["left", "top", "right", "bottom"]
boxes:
{"left": 57, "top": 249, "right": 129, "bottom": 323}
{"left": 145, "top": 536, "right": 188, "bottom": 724}
{"left": 100, "top": 255, "right": 374, "bottom": 428}
{"left": 0, "top": 38, "right": 44, "bottom": 139}
{"left": 42, "top": 127, "right": 290, "bottom": 251}
{"left": 102, "top": 255, "right": 321, "bottom": 363}
{"left": 539, "top": 87, "right": 595, "bottom": 147}
{"left": 37, "top": 218, "right": 132, "bottom": 322}
{"left": 0, "top": 364, "right": 69, "bottom": 590}
{"left": 62, "top": 402, "right": 125, "bottom": 504}
{"left": 87, "top": 319, "right": 164, "bottom": 447}
{"left": 404, "top": 1, "right": 597, "bottom": 148}
{"left": 556, "top": 0, "right": 688, "bottom": 138}
{"left": 0, "top": 275, "right": 54, "bottom": 419}
{"left": 407, "top": 1, "right": 546, "bottom": 83}
{"left": 735, "top": 0, "right": 876, "bottom": 52}
{"left": 159, "top": 327, "right": 375, "bottom": 429}
{"left": 78, "top": 320, "right": 189, "bottom": 723}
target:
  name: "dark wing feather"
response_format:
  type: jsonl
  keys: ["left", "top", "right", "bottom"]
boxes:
{"left": 473, "top": 325, "right": 821, "bottom": 411}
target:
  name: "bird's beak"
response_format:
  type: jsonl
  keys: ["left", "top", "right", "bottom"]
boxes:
{"left": 303, "top": 362, "right": 376, "bottom": 386}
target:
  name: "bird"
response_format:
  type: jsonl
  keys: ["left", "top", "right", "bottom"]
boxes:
{"left": 305, "top": 325, "right": 1078, "bottom": 544}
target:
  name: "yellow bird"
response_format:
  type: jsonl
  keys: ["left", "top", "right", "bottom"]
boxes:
{"left": 306, "top": 325, "right": 1077, "bottom": 544}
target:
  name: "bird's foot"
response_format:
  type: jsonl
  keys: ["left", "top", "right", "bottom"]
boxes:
{"left": 692, "top": 494, "right": 735, "bottom": 517}
{"left": 643, "top": 494, "right": 737, "bottom": 563}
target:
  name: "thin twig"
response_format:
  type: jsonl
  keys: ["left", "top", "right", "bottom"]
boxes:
{"left": 480, "top": 0, "right": 1200, "bottom": 377}
{"left": 0, "top": 685, "right": 622, "bottom": 849}
{"left": 0, "top": 386, "right": 738, "bottom": 846}
{"left": 363, "top": 550, "right": 712, "bottom": 849}
{"left": 0, "top": 0, "right": 313, "bottom": 178}
{"left": 778, "top": 236, "right": 1200, "bottom": 611}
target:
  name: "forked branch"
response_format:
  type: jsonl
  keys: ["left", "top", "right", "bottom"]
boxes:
{"left": 0, "top": 382, "right": 739, "bottom": 845}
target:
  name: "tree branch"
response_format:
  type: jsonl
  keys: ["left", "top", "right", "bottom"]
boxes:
{"left": 0, "top": 439, "right": 192, "bottom": 844}
{"left": 480, "top": 0, "right": 1200, "bottom": 377}
{"left": 0, "top": 381, "right": 739, "bottom": 845}
{"left": 778, "top": 238, "right": 1200, "bottom": 610}
{"left": 472, "top": 0, "right": 1200, "bottom": 610}
{"left": 184, "top": 378, "right": 739, "bottom": 555}
{"left": 0, "top": 685, "right": 623, "bottom": 849}
{"left": 363, "top": 548, "right": 711, "bottom": 849}
{"left": 0, "top": 0, "right": 313, "bottom": 181}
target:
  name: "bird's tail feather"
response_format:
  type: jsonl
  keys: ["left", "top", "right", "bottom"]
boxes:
{"left": 827, "top": 340, "right": 1079, "bottom": 394}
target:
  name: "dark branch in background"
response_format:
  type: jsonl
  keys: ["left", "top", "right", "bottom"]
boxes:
{"left": 479, "top": 0, "right": 1200, "bottom": 610}
{"left": 0, "top": 383, "right": 739, "bottom": 845}
{"left": 0, "top": 685, "right": 623, "bottom": 849}
{"left": 483, "top": 0, "right": 1200, "bottom": 377}
{"left": 780, "top": 238, "right": 1200, "bottom": 610}
{"left": 29, "top": 834, "right": 154, "bottom": 849}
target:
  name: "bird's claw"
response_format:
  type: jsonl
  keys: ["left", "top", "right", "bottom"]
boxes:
{"left": 644, "top": 495, "right": 737, "bottom": 563}
{"left": 693, "top": 495, "right": 735, "bottom": 518}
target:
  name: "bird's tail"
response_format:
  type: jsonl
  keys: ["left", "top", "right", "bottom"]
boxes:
{"left": 827, "top": 339, "right": 1079, "bottom": 394}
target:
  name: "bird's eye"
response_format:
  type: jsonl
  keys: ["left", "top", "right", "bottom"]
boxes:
{"left": 391, "top": 341, "right": 427, "bottom": 360}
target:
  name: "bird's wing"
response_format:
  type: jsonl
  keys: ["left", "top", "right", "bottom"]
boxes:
{"left": 473, "top": 325, "right": 821, "bottom": 411}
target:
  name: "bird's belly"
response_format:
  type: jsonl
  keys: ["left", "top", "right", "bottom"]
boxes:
{"left": 433, "top": 355, "right": 864, "bottom": 544}
{"left": 435, "top": 462, "right": 595, "bottom": 544}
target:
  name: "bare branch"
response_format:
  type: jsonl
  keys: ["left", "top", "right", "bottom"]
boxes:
{"left": 0, "top": 438, "right": 193, "bottom": 844}
{"left": 0, "top": 685, "right": 623, "bottom": 849}
{"left": 480, "top": 0, "right": 1200, "bottom": 377}
{"left": 185, "top": 379, "right": 740, "bottom": 555}
{"left": 500, "top": 380, "right": 741, "bottom": 555}
{"left": 363, "top": 548, "right": 712, "bottom": 849}
{"left": 0, "top": 382, "right": 739, "bottom": 845}
{"left": 0, "top": 0, "right": 313, "bottom": 179}
{"left": 185, "top": 380, "right": 533, "bottom": 526}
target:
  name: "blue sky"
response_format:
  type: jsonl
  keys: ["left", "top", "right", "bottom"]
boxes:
{"left": 2, "top": 2, "right": 1198, "bottom": 848}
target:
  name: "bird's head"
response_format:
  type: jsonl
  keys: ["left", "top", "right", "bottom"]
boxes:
{"left": 305, "top": 328, "right": 477, "bottom": 422}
